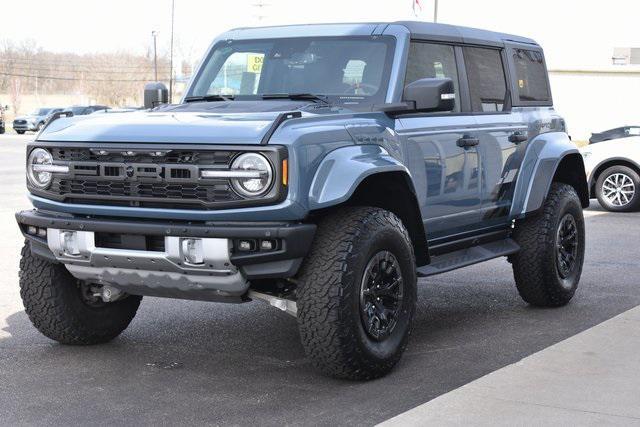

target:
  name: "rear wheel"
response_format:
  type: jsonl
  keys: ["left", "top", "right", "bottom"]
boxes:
{"left": 511, "top": 183, "right": 585, "bottom": 307}
{"left": 296, "top": 207, "right": 417, "bottom": 380}
{"left": 595, "top": 165, "right": 640, "bottom": 212}
{"left": 16, "top": 130, "right": 25, "bottom": 134}
{"left": 19, "top": 243, "right": 142, "bottom": 344}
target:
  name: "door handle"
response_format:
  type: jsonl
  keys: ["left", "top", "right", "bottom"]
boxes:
{"left": 508, "top": 131, "right": 528, "bottom": 143}
{"left": 456, "top": 135, "right": 480, "bottom": 148}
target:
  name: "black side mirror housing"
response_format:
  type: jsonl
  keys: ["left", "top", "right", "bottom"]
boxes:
{"left": 143, "top": 82, "right": 169, "bottom": 109}
{"left": 403, "top": 77, "right": 455, "bottom": 113}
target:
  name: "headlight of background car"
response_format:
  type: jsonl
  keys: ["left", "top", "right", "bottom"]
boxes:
{"left": 27, "top": 148, "right": 54, "bottom": 189}
{"left": 230, "top": 153, "right": 273, "bottom": 197}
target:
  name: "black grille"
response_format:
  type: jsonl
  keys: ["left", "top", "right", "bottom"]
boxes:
{"left": 51, "top": 148, "right": 234, "bottom": 165}
{"left": 33, "top": 145, "right": 285, "bottom": 210}
{"left": 52, "top": 178, "right": 237, "bottom": 201}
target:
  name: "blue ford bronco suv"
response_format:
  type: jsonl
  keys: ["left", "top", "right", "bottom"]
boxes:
{"left": 16, "top": 21, "right": 589, "bottom": 380}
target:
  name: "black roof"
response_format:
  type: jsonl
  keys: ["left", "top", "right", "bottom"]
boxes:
{"left": 231, "top": 21, "right": 539, "bottom": 48}
{"left": 394, "top": 21, "right": 538, "bottom": 46}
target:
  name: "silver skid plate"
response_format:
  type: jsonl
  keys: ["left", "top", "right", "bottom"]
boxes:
{"left": 47, "top": 229, "right": 249, "bottom": 298}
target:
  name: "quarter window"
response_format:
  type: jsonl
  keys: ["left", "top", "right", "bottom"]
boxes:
{"left": 513, "top": 49, "right": 550, "bottom": 103}
{"left": 464, "top": 47, "right": 507, "bottom": 112}
{"left": 405, "top": 42, "right": 460, "bottom": 112}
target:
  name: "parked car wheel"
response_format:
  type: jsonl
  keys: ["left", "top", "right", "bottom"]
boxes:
{"left": 16, "top": 130, "right": 25, "bottom": 134}
{"left": 595, "top": 165, "right": 640, "bottom": 212}
{"left": 296, "top": 207, "right": 417, "bottom": 380}
{"left": 511, "top": 183, "right": 585, "bottom": 307}
{"left": 19, "top": 243, "right": 142, "bottom": 345}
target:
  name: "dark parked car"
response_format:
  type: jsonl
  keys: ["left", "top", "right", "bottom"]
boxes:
{"left": 62, "top": 105, "right": 109, "bottom": 116}
{"left": 589, "top": 126, "right": 640, "bottom": 144}
{"left": 13, "top": 107, "right": 64, "bottom": 134}
{"left": 15, "top": 21, "right": 588, "bottom": 380}
{"left": 0, "top": 105, "right": 7, "bottom": 134}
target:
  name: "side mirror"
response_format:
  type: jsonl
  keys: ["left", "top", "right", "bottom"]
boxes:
{"left": 403, "top": 78, "right": 455, "bottom": 112}
{"left": 143, "top": 82, "right": 169, "bottom": 109}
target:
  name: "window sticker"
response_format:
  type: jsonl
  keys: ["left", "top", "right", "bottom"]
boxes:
{"left": 246, "top": 54, "right": 264, "bottom": 73}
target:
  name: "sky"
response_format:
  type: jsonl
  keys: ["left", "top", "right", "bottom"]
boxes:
{"left": 2, "top": 0, "right": 640, "bottom": 69}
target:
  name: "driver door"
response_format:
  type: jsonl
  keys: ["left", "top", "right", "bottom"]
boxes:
{"left": 397, "top": 41, "right": 483, "bottom": 241}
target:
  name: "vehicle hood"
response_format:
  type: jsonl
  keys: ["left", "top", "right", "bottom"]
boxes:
{"left": 37, "top": 100, "right": 340, "bottom": 144}
{"left": 15, "top": 114, "right": 39, "bottom": 121}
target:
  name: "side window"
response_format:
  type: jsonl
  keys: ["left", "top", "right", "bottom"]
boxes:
{"left": 208, "top": 51, "right": 265, "bottom": 95}
{"left": 513, "top": 49, "right": 550, "bottom": 103}
{"left": 405, "top": 42, "right": 460, "bottom": 112}
{"left": 463, "top": 47, "right": 507, "bottom": 112}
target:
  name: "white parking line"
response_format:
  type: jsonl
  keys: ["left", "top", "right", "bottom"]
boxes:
{"left": 379, "top": 306, "right": 640, "bottom": 426}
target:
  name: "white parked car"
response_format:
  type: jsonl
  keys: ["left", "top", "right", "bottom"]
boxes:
{"left": 580, "top": 136, "right": 640, "bottom": 211}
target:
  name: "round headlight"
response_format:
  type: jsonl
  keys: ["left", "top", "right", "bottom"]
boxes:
{"left": 230, "top": 153, "right": 273, "bottom": 197}
{"left": 27, "top": 148, "right": 53, "bottom": 189}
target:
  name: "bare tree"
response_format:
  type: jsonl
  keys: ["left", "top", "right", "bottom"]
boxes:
{"left": 9, "top": 78, "right": 22, "bottom": 114}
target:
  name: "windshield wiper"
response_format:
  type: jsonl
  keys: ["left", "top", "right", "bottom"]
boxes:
{"left": 261, "top": 93, "right": 330, "bottom": 105}
{"left": 184, "top": 94, "right": 234, "bottom": 103}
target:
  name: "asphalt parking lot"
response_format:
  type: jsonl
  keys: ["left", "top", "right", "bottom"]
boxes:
{"left": 1, "top": 134, "right": 639, "bottom": 426}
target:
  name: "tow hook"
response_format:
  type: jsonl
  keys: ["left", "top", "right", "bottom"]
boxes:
{"left": 248, "top": 290, "right": 297, "bottom": 317}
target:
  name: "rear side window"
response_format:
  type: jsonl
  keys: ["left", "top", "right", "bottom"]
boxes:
{"left": 405, "top": 42, "right": 460, "bottom": 112}
{"left": 513, "top": 49, "right": 550, "bottom": 103}
{"left": 463, "top": 47, "right": 507, "bottom": 112}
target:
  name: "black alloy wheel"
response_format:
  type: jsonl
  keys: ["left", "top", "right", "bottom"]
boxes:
{"left": 555, "top": 213, "right": 579, "bottom": 280}
{"left": 359, "top": 251, "right": 404, "bottom": 341}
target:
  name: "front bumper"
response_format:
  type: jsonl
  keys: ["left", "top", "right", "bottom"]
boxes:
{"left": 16, "top": 209, "right": 316, "bottom": 302}
{"left": 13, "top": 123, "right": 36, "bottom": 131}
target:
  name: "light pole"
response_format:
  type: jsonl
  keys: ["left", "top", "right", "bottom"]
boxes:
{"left": 151, "top": 30, "right": 158, "bottom": 82}
{"left": 434, "top": 0, "right": 439, "bottom": 23}
{"left": 169, "top": 0, "right": 175, "bottom": 103}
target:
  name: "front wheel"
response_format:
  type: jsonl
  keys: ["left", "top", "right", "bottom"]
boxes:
{"left": 595, "top": 165, "right": 640, "bottom": 212}
{"left": 511, "top": 183, "right": 585, "bottom": 307}
{"left": 16, "top": 130, "right": 25, "bottom": 134}
{"left": 296, "top": 207, "right": 417, "bottom": 380}
{"left": 19, "top": 243, "right": 142, "bottom": 344}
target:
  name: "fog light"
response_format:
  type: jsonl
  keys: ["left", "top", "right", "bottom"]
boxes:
{"left": 260, "top": 240, "right": 275, "bottom": 251}
{"left": 237, "top": 239, "right": 256, "bottom": 252}
{"left": 181, "top": 238, "right": 204, "bottom": 265}
{"left": 60, "top": 231, "right": 80, "bottom": 256}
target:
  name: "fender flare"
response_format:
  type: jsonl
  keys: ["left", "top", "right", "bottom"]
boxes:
{"left": 510, "top": 132, "right": 588, "bottom": 218}
{"left": 308, "top": 144, "right": 414, "bottom": 210}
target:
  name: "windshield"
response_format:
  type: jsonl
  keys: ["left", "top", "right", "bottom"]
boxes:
{"left": 67, "top": 106, "right": 87, "bottom": 115}
{"left": 31, "top": 108, "right": 52, "bottom": 116}
{"left": 188, "top": 36, "right": 395, "bottom": 105}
